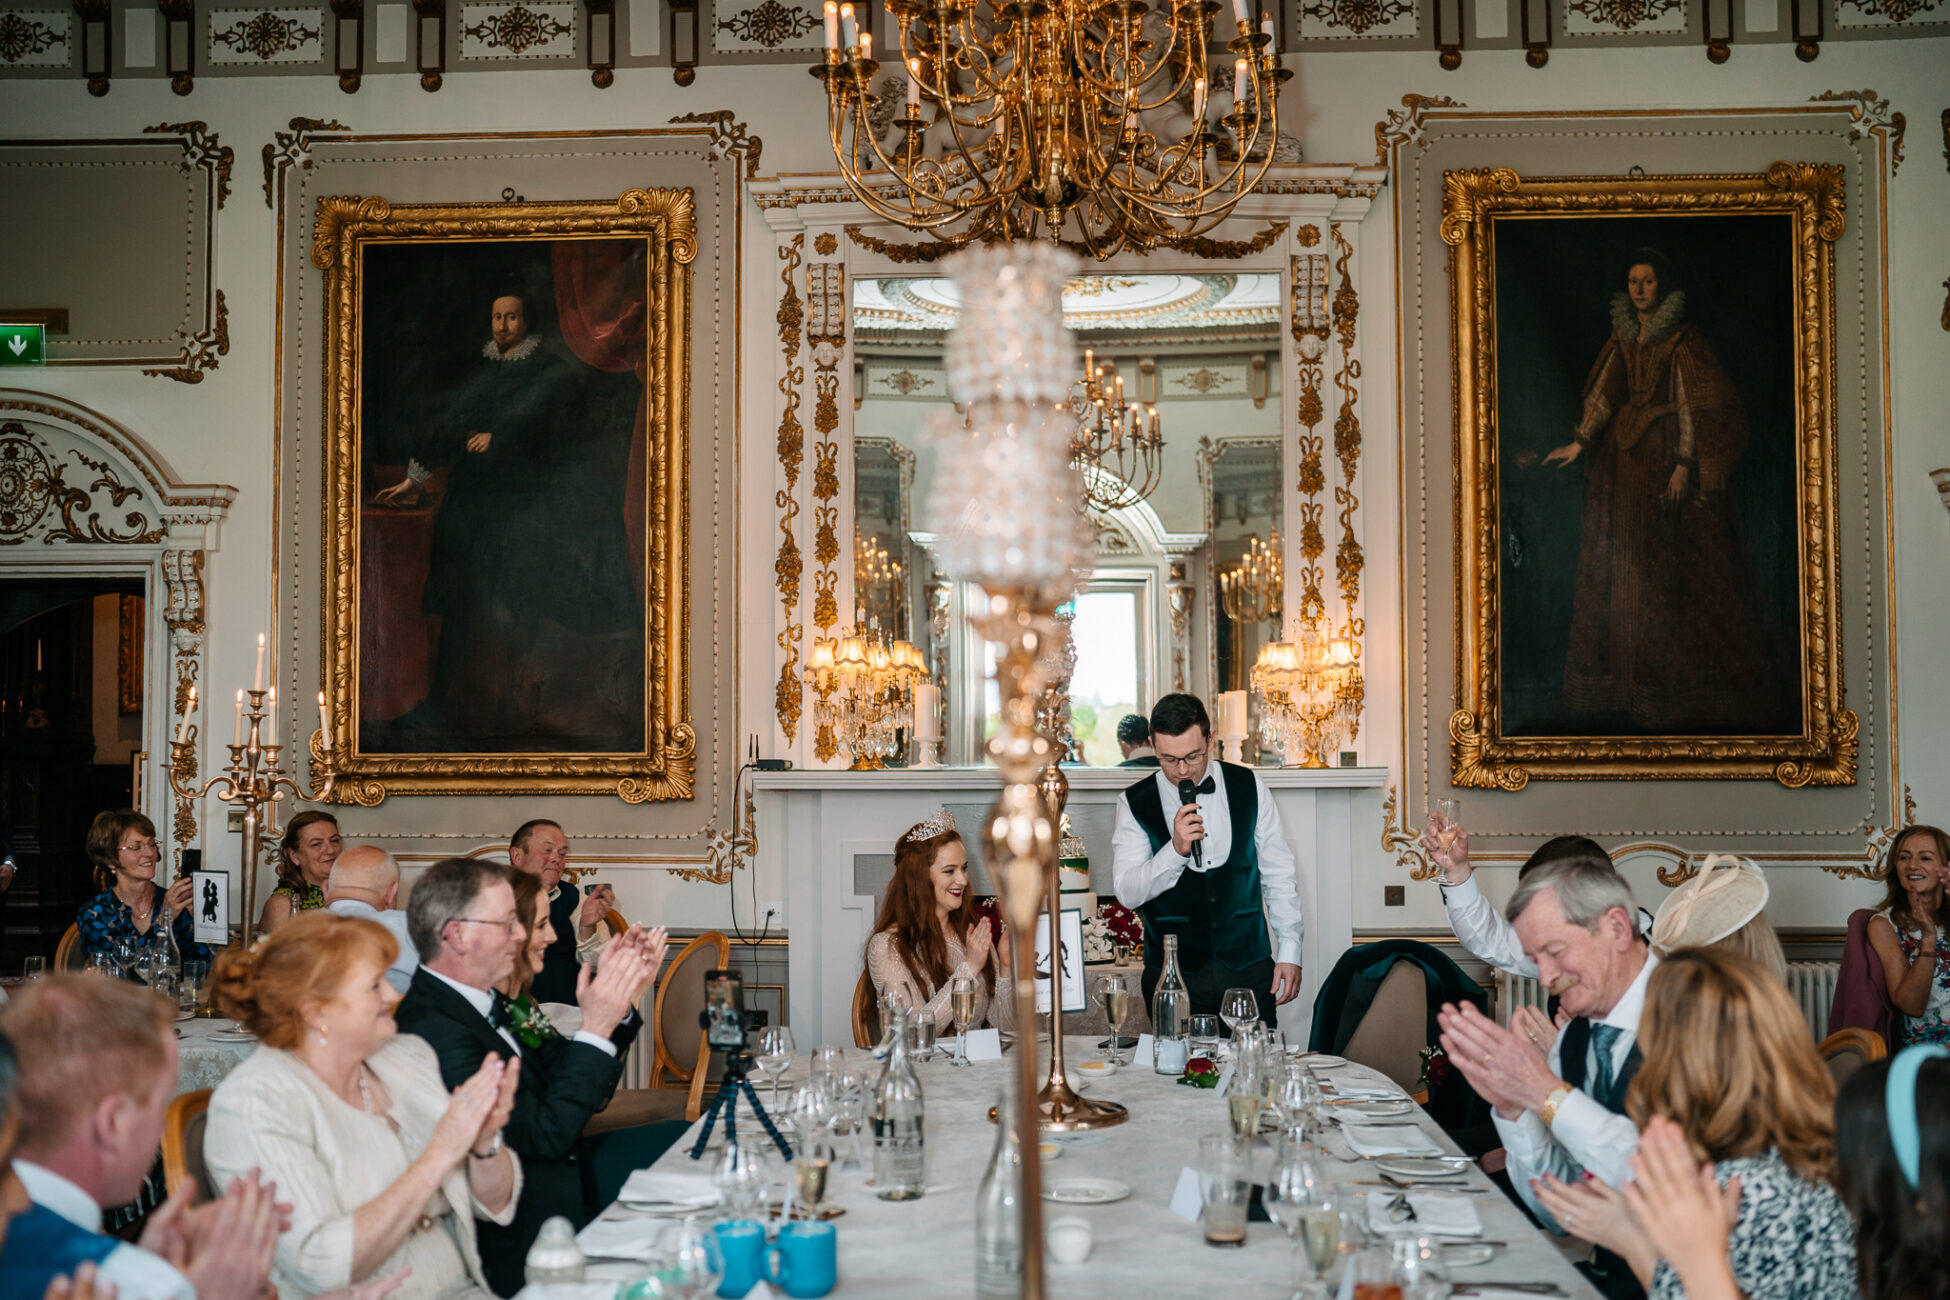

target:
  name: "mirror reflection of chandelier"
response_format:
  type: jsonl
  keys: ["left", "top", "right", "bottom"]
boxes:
{"left": 1069, "top": 348, "right": 1165, "bottom": 512}
{"left": 1219, "top": 526, "right": 1282, "bottom": 624}
{"left": 854, "top": 534, "right": 907, "bottom": 632}
{"left": 1249, "top": 591, "right": 1362, "bottom": 768}
{"left": 812, "top": 0, "right": 1288, "bottom": 258}
{"left": 803, "top": 614, "right": 928, "bottom": 769}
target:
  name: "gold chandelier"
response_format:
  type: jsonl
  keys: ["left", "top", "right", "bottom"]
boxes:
{"left": 813, "top": 0, "right": 1288, "bottom": 258}
{"left": 1249, "top": 590, "right": 1361, "bottom": 767}
{"left": 854, "top": 534, "right": 907, "bottom": 630}
{"left": 1219, "top": 525, "right": 1281, "bottom": 624}
{"left": 1069, "top": 347, "right": 1164, "bottom": 510}
{"left": 804, "top": 615, "right": 928, "bottom": 768}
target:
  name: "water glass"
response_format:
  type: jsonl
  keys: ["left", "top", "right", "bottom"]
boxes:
{"left": 1393, "top": 1235, "right": 1451, "bottom": 1300}
{"left": 1197, "top": 1134, "right": 1251, "bottom": 1248}
{"left": 1189, "top": 1014, "right": 1222, "bottom": 1061}
{"left": 667, "top": 1217, "right": 724, "bottom": 1300}
{"left": 1348, "top": 1246, "right": 1403, "bottom": 1300}
{"left": 906, "top": 1016, "right": 938, "bottom": 1063}
{"left": 180, "top": 959, "right": 209, "bottom": 1014}
{"left": 21, "top": 956, "right": 46, "bottom": 979}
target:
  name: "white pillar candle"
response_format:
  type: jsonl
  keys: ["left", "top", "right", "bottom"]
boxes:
{"left": 906, "top": 58, "right": 920, "bottom": 106}
{"left": 1233, "top": 58, "right": 1248, "bottom": 105}
{"left": 318, "top": 692, "right": 332, "bottom": 751}
{"left": 1191, "top": 77, "right": 1206, "bottom": 121}
{"left": 823, "top": 0, "right": 838, "bottom": 48}
{"left": 859, "top": 28, "right": 871, "bottom": 59}
{"left": 1262, "top": 13, "right": 1275, "bottom": 44}
{"left": 176, "top": 685, "right": 196, "bottom": 745}
{"left": 838, "top": 2, "right": 856, "bottom": 48}
{"left": 914, "top": 682, "right": 941, "bottom": 739}
{"left": 265, "top": 688, "right": 276, "bottom": 747}
{"left": 1231, "top": 0, "right": 1250, "bottom": 24}
{"left": 253, "top": 632, "right": 265, "bottom": 691}
{"left": 233, "top": 689, "right": 244, "bottom": 746}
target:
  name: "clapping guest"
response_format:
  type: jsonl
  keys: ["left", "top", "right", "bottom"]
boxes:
{"left": 0, "top": 975, "right": 283, "bottom": 1300}
{"left": 261, "top": 810, "right": 342, "bottom": 933}
{"left": 204, "top": 911, "right": 521, "bottom": 1300}
{"left": 1866, "top": 826, "right": 1950, "bottom": 1046}
{"left": 393, "top": 859, "right": 660, "bottom": 1296}
{"left": 1649, "top": 854, "right": 1787, "bottom": 983}
{"left": 75, "top": 811, "right": 209, "bottom": 975}
{"left": 865, "top": 810, "right": 1013, "bottom": 1035}
{"left": 1533, "top": 949, "right": 1856, "bottom": 1300}
{"left": 505, "top": 821, "right": 612, "bottom": 1006}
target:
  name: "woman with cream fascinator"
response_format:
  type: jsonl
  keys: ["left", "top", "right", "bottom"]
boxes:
{"left": 1651, "top": 853, "right": 1787, "bottom": 983}
{"left": 863, "top": 809, "right": 1015, "bottom": 1037}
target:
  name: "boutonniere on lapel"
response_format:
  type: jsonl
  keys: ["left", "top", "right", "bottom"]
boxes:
{"left": 507, "top": 994, "right": 562, "bottom": 1049}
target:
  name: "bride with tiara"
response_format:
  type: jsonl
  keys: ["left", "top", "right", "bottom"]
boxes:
{"left": 863, "top": 809, "right": 1015, "bottom": 1034}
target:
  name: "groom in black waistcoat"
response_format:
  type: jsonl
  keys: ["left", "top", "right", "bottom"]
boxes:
{"left": 1110, "top": 693, "right": 1306, "bottom": 1021}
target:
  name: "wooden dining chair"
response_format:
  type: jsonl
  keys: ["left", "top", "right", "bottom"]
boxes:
{"left": 852, "top": 970, "right": 879, "bottom": 1050}
{"left": 54, "top": 924, "right": 84, "bottom": 971}
{"left": 161, "top": 1090, "right": 217, "bottom": 1203}
{"left": 650, "top": 931, "right": 731, "bottom": 1098}
{"left": 1817, "top": 1026, "right": 1888, "bottom": 1088}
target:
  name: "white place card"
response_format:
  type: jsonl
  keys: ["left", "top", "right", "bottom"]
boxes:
{"left": 965, "top": 1027, "right": 1003, "bottom": 1061}
{"left": 1167, "top": 1165, "right": 1204, "bottom": 1221}
{"left": 1132, "top": 1033, "right": 1155, "bottom": 1068}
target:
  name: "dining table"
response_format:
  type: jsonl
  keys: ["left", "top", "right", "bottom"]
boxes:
{"left": 544, "top": 1036, "right": 1601, "bottom": 1300}
{"left": 172, "top": 1013, "right": 259, "bottom": 1097}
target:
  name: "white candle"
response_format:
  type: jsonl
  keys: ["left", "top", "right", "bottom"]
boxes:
{"left": 176, "top": 685, "right": 196, "bottom": 746}
{"left": 233, "top": 689, "right": 244, "bottom": 746}
{"left": 265, "top": 688, "right": 276, "bottom": 747}
{"left": 906, "top": 58, "right": 920, "bottom": 106}
{"left": 317, "top": 692, "right": 332, "bottom": 751}
{"left": 253, "top": 632, "right": 265, "bottom": 692}
{"left": 1192, "top": 78, "right": 1206, "bottom": 121}
{"left": 1231, "top": 0, "right": 1249, "bottom": 25}
{"left": 1234, "top": 58, "right": 1248, "bottom": 105}
{"left": 838, "top": 2, "right": 856, "bottom": 47}
{"left": 860, "top": 28, "right": 871, "bottom": 59}
{"left": 823, "top": 0, "right": 838, "bottom": 48}
{"left": 914, "top": 683, "right": 941, "bottom": 739}
{"left": 1262, "top": 13, "right": 1275, "bottom": 42}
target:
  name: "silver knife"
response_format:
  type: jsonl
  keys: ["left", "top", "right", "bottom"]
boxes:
{"left": 1453, "top": 1285, "right": 1566, "bottom": 1295}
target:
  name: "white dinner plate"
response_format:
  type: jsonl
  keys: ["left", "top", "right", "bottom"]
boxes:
{"left": 1344, "top": 1100, "right": 1414, "bottom": 1118}
{"left": 1303, "top": 1054, "right": 1350, "bottom": 1068}
{"left": 1375, "top": 1157, "right": 1471, "bottom": 1179}
{"left": 1043, "top": 1177, "right": 1131, "bottom": 1205}
{"left": 207, "top": 1030, "right": 257, "bottom": 1043}
{"left": 1441, "top": 1243, "right": 1497, "bottom": 1268}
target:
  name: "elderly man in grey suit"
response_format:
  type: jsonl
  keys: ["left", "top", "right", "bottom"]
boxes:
{"left": 325, "top": 846, "right": 419, "bottom": 993}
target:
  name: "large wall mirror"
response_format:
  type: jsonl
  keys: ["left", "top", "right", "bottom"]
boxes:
{"left": 851, "top": 272, "right": 1282, "bottom": 765}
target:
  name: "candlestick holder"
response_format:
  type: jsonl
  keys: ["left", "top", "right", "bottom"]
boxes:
{"left": 167, "top": 688, "right": 335, "bottom": 947}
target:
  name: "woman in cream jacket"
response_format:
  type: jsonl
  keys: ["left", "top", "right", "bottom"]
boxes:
{"left": 205, "top": 912, "right": 522, "bottom": 1300}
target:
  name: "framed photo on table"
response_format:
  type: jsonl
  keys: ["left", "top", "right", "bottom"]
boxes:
{"left": 311, "top": 189, "right": 697, "bottom": 802}
{"left": 1442, "top": 163, "right": 1855, "bottom": 788}
{"left": 191, "top": 868, "right": 229, "bottom": 947}
{"left": 1033, "top": 908, "right": 1086, "bottom": 1014}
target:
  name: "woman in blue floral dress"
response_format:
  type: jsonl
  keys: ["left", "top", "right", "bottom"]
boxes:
{"left": 1866, "top": 825, "right": 1950, "bottom": 1046}
{"left": 76, "top": 809, "right": 209, "bottom": 975}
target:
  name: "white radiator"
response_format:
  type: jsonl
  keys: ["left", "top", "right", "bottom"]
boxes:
{"left": 1496, "top": 962, "right": 1841, "bottom": 1040}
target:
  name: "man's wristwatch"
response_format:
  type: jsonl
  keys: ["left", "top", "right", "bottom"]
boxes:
{"left": 1540, "top": 1083, "right": 1575, "bottom": 1129}
{"left": 470, "top": 1132, "right": 504, "bottom": 1159}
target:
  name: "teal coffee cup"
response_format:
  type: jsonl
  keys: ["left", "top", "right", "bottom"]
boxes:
{"left": 765, "top": 1220, "right": 837, "bottom": 1298}
{"left": 714, "top": 1219, "right": 766, "bottom": 1298}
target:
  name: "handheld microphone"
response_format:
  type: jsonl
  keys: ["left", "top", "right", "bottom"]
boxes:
{"left": 1177, "top": 778, "right": 1203, "bottom": 870}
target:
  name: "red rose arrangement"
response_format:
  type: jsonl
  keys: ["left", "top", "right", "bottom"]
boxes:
{"left": 1097, "top": 900, "right": 1144, "bottom": 951}
{"left": 972, "top": 897, "right": 1004, "bottom": 944}
{"left": 1177, "top": 1056, "right": 1220, "bottom": 1089}
{"left": 1417, "top": 1045, "right": 1453, "bottom": 1091}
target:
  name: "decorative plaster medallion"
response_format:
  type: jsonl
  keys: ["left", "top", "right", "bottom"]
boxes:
{"left": 1563, "top": 0, "right": 1688, "bottom": 35}
{"left": 1298, "top": 0, "right": 1416, "bottom": 39}
{"left": 1836, "top": 0, "right": 1944, "bottom": 23}
{"left": 875, "top": 368, "right": 934, "bottom": 395}
{"left": 715, "top": 0, "right": 817, "bottom": 48}
{"left": 0, "top": 9, "right": 71, "bottom": 65}
{"left": 1173, "top": 366, "right": 1235, "bottom": 394}
{"left": 458, "top": 1, "right": 576, "bottom": 58}
{"left": 208, "top": 8, "right": 323, "bottom": 61}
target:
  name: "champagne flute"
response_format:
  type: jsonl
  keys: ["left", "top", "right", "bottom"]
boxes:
{"left": 1228, "top": 1092, "right": 1263, "bottom": 1147}
{"left": 792, "top": 1139, "right": 833, "bottom": 1220}
{"left": 1433, "top": 797, "right": 1462, "bottom": 853}
{"left": 1220, "top": 987, "right": 1259, "bottom": 1044}
{"left": 949, "top": 975, "right": 977, "bottom": 1068}
{"left": 1095, "top": 973, "right": 1130, "bottom": 1065}
{"left": 1266, "top": 1146, "right": 1326, "bottom": 1299}
{"left": 756, "top": 1025, "right": 796, "bottom": 1109}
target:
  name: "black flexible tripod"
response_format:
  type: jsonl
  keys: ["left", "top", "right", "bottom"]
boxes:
{"left": 687, "top": 1047, "right": 794, "bottom": 1161}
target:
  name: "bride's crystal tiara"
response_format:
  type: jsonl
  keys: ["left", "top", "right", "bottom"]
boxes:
{"left": 900, "top": 807, "right": 956, "bottom": 844}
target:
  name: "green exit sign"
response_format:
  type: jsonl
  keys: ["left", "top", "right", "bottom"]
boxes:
{"left": 0, "top": 324, "right": 45, "bottom": 365}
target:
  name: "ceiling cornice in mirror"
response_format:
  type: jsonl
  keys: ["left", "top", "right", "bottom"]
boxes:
{"left": 853, "top": 272, "right": 1280, "bottom": 335}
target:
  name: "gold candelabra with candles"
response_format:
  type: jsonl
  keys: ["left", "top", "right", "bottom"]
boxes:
{"left": 1219, "top": 526, "right": 1283, "bottom": 625}
{"left": 803, "top": 616, "right": 927, "bottom": 769}
{"left": 166, "top": 634, "right": 336, "bottom": 947}
{"left": 1249, "top": 590, "right": 1362, "bottom": 767}
{"left": 1070, "top": 349, "right": 1166, "bottom": 511}
{"left": 811, "top": 0, "right": 1289, "bottom": 259}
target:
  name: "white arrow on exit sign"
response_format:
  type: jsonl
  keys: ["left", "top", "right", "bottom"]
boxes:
{"left": 6, "top": 338, "right": 23, "bottom": 355}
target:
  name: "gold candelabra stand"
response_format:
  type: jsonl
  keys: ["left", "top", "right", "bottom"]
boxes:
{"left": 811, "top": 0, "right": 1289, "bottom": 258}
{"left": 1070, "top": 351, "right": 1165, "bottom": 511}
{"left": 1220, "top": 526, "right": 1283, "bottom": 625}
{"left": 803, "top": 617, "right": 927, "bottom": 769}
{"left": 167, "top": 684, "right": 335, "bottom": 947}
{"left": 1250, "top": 589, "right": 1362, "bottom": 767}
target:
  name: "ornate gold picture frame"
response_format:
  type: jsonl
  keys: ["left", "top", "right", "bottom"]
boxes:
{"left": 1443, "top": 163, "right": 1855, "bottom": 789}
{"left": 311, "top": 189, "right": 696, "bottom": 802}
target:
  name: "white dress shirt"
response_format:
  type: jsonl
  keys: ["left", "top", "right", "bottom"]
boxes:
{"left": 1440, "top": 876, "right": 1655, "bottom": 979}
{"left": 1110, "top": 764, "right": 1305, "bottom": 967}
{"left": 326, "top": 898, "right": 419, "bottom": 993}
{"left": 1494, "top": 951, "right": 1659, "bottom": 1228}
{"left": 422, "top": 967, "right": 618, "bottom": 1058}
{"left": 16, "top": 1161, "right": 195, "bottom": 1300}
{"left": 547, "top": 883, "right": 614, "bottom": 968}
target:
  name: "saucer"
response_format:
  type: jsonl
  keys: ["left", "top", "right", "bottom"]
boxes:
{"left": 1043, "top": 1177, "right": 1131, "bottom": 1205}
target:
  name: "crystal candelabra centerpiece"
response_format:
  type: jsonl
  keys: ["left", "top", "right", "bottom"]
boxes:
{"left": 1250, "top": 591, "right": 1363, "bottom": 767}
{"left": 803, "top": 615, "right": 927, "bottom": 770}
{"left": 811, "top": 0, "right": 1290, "bottom": 259}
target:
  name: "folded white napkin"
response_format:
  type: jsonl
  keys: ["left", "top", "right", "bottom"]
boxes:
{"left": 1324, "top": 1082, "right": 1402, "bottom": 1099}
{"left": 616, "top": 1168, "right": 719, "bottom": 1206}
{"left": 1365, "top": 1192, "right": 1484, "bottom": 1238}
{"left": 575, "top": 1217, "right": 670, "bottom": 1261}
{"left": 517, "top": 1283, "right": 622, "bottom": 1300}
{"left": 1340, "top": 1124, "right": 1444, "bottom": 1157}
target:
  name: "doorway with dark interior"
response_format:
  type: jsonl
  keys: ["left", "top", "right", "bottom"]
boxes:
{"left": 1, "top": 577, "right": 145, "bottom": 976}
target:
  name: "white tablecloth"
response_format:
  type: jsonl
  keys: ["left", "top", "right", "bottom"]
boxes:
{"left": 562, "top": 1038, "right": 1598, "bottom": 1299}
{"left": 174, "top": 1017, "right": 257, "bottom": 1097}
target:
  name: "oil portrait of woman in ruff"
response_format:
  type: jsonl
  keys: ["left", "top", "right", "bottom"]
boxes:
{"left": 1493, "top": 219, "right": 1802, "bottom": 741}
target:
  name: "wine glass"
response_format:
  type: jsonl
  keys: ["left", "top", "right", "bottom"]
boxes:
{"left": 1266, "top": 1145, "right": 1329, "bottom": 1298}
{"left": 949, "top": 975, "right": 977, "bottom": 1067}
{"left": 836, "top": 1069, "right": 870, "bottom": 1170}
{"left": 21, "top": 956, "right": 46, "bottom": 979}
{"left": 1220, "top": 987, "right": 1259, "bottom": 1043}
{"left": 756, "top": 1025, "right": 796, "bottom": 1109}
{"left": 1189, "top": 1013, "right": 1222, "bottom": 1062}
{"left": 809, "top": 1043, "right": 845, "bottom": 1088}
{"left": 712, "top": 1129, "right": 766, "bottom": 1224}
{"left": 1276, "top": 1060, "right": 1320, "bottom": 1140}
{"left": 84, "top": 950, "right": 115, "bottom": 977}
{"left": 1093, "top": 972, "right": 1130, "bottom": 1065}
{"left": 110, "top": 936, "right": 140, "bottom": 983}
{"left": 666, "top": 1217, "right": 723, "bottom": 1300}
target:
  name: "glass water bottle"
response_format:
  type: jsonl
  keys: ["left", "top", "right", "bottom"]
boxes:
{"left": 974, "top": 1072, "right": 1023, "bottom": 1298}
{"left": 1152, "top": 933, "right": 1191, "bottom": 1075}
{"left": 872, "top": 1005, "right": 927, "bottom": 1200}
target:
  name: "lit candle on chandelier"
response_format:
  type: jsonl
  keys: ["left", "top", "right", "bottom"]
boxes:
{"left": 176, "top": 685, "right": 196, "bottom": 746}
{"left": 906, "top": 58, "right": 920, "bottom": 107}
{"left": 1191, "top": 77, "right": 1207, "bottom": 122}
{"left": 1231, "top": 0, "right": 1250, "bottom": 25}
{"left": 1233, "top": 59, "right": 1248, "bottom": 107}
{"left": 1262, "top": 12, "right": 1276, "bottom": 45}
{"left": 837, "top": 2, "right": 856, "bottom": 48}
{"left": 859, "top": 28, "right": 871, "bottom": 59}
{"left": 823, "top": 0, "right": 838, "bottom": 48}
{"left": 317, "top": 692, "right": 332, "bottom": 752}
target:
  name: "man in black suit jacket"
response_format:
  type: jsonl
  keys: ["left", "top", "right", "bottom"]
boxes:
{"left": 394, "top": 857, "right": 659, "bottom": 1296}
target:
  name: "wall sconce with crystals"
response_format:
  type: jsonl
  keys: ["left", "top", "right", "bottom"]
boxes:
{"left": 803, "top": 617, "right": 925, "bottom": 770}
{"left": 1250, "top": 591, "right": 1362, "bottom": 767}
{"left": 1219, "top": 526, "right": 1283, "bottom": 625}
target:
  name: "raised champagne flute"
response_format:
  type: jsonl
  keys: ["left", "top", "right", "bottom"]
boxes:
{"left": 949, "top": 974, "right": 977, "bottom": 1067}
{"left": 1095, "top": 972, "right": 1131, "bottom": 1065}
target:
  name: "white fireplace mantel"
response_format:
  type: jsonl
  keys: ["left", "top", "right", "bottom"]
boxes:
{"left": 757, "top": 765, "right": 1388, "bottom": 1046}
